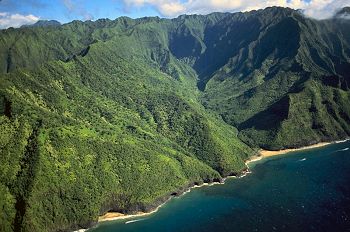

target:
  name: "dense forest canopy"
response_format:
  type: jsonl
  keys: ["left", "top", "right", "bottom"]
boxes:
{"left": 0, "top": 6, "right": 349, "bottom": 232}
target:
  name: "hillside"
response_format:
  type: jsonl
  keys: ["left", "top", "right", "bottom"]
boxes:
{"left": 0, "top": 6, "right": 349, "bottom": 232}
{"left": 199, "top": 8, "right": 350, "bottom": 149}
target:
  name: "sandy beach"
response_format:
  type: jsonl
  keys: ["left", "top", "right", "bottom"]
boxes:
{"left": 97, "top": 179, "right": 232, "bottom": 222}
{"left": 98, "top": 139, "right": 349, "bottom": 223}
{"left": 97, "top": 141, "right": 332, "bottom": 223}
{"left": 99, "top": 212, "right": 146, "bottom": 222}
{"left": 245, "top": 139, "right": 349, "bottom": 166}
{"left": 259, "top": 142, "right": 332, "bottom": 157}
{"left": 98, "top": 212, "right": 127, "bottom": 221}
{"left": 98, "top": 201, "right": 168, "bottom": 222}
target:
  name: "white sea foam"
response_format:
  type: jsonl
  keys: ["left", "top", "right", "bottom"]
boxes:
{"left": 125, "top": 218, "right": 146, "bottom": 224}
{"left": 238, "top": 170, "right": 252, "bottom": 178}
{"left": 298, "top": 158, "right": 307, "bottom": 162}
{"left": 335, "top": 139, "right": 350, "bottom": 144}
{"left": 339, "top": 148, "right": 349, "bottom": 151}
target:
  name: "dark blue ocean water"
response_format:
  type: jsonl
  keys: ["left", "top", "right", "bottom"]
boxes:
{"left": 90, "top": 141, "right": 350, "bottom": 232}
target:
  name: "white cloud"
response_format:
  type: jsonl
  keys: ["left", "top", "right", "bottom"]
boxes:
{"left": 158, "top": 2, "right": 185, "bottom": 16}
{"left": 0, "top": 12, "right": 39, "bottom": 29}
{"left": 338, "top": 14, "right": 350, "bottom": 19}
{"left": 123, "top": 0, "right": 185, "bottom": 16}
{"left": 62, "top": 0, "right": 94, "bottom": 21}
{"left": 302, "top": 0, "right": 350, "bottom": 19}
{"left": 122, "top": 0, "right": 350, "bottom": 19}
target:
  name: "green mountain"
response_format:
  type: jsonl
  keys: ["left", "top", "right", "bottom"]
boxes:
{"left": 199, "top": 7, "right": 350, "bottom": 149}
{"left": 0, "top": 6, "right": 349, "bottom": 232}
{"left": 20, "top": 20, "right": 61, "bottom": 28}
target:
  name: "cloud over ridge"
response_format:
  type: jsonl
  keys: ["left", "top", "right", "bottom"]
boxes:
{"left": 0, "top": 12, "right": 39, "bottom": 28}
{"left": 122, "top": 0, "right": 350, "bottom": 19}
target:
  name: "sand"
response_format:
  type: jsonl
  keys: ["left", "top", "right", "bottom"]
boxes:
{"left": 99, "top": 212, "right": 144, "bottom": 222}
{"left": 259, "top": 142, "right": 332, "bottom": 157}
{"left": 99, "top": 209, "right": 159, "bottom": 222}
{"left": 98, "top": 139, "right": 349, "bottom": 223}
{"left": 246, "top": 139, "right": 349, "bottom": 166}
{"left": 98, "top": 197, "right": 174, "bottom": 222}
{"left": 97, "top": 180, "right": 230, "bottom": 222}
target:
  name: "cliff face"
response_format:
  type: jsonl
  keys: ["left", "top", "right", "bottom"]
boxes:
{"left": 0, "top": 6, "right": 349, "bottom": 232}
{"left": 198, "top": 8, "right": 350, "bottom": 149}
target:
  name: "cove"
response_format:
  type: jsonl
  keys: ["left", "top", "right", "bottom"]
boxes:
{"left": 89, "top": 141, "right": 350, "bottom": 232}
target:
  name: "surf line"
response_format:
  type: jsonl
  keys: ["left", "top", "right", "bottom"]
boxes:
{"left": 125, "top": 218, "right": 146, "bottom": 224}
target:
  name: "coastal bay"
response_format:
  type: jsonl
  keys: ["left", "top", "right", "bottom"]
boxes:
{"left": 89, "top": 140, "right": 350, "bottom": 232}
{"left": 96, "top": 139, "right": 349, "bottom": 223}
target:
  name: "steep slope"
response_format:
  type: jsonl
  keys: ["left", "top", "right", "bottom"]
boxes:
{"left": 0, "top": 6, "right": 350, "bottom": 232}
{"left": 200, "top": 8, "right": 350, "bottom": 149}
{"left": 0, "top": 19, "right": 252, "bottom": 232}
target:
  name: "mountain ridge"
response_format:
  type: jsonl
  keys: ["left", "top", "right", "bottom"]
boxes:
{"left": 0, "top": 6, "right": 350, "bottom": 232}
{"left": 20, "top": 20, "right": 61, "bottom": 28}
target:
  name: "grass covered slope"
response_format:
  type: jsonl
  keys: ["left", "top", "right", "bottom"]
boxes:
{"left": 201, "top": 8, "right": 350, "bottom": 149}
{"left": 0, "top": 34, "right": 251, "bottom": 232}
{"left": 1, "top": 6, "right": 350, "bottom": 232}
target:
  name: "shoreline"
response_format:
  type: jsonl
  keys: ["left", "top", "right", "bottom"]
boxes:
{"left": 96, "top": 178, "right": 233, "bottom": 224}
{"left": 245, "top": 139, "right": 350, "bottom": 166}
{"left": 84, "top": 138, "right": 349, "bottom": 231}
{"left": 260, "top": 142, "right": 331, "bottom": 157}
{"left": 98, "top": 198, "right": 170, "bottom": 223}
{"left": 95, "top": 172, "right": 254, "bottom": 226}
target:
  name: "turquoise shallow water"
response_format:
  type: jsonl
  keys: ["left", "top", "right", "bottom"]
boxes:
{"left": 90, "top": 141, "right": 350, "bottom": 232}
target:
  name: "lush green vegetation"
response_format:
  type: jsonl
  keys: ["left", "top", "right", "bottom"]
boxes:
{"left": 0, "top": 21, "right": 251, "bottom": 232}
{"left": 200, "top": 7, "right": 350, "bottom": 149}
{"left": 0, "top": 6, "right": 349, "bottom": 232}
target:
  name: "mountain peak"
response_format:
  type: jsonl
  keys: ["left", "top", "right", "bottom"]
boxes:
{"left": 335, "top": 7, "right": 350, "bottom": 19}
{"left": 21, "top": 20, "right": 61, "bottom": 28}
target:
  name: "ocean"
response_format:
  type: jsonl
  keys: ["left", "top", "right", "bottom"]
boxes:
{"left": 89, "top": 141, "right": 350, "bottom": 232}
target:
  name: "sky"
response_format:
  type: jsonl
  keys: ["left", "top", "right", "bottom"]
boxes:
{"left": 0, "top": 0, "right": 349, "bottom": 28}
